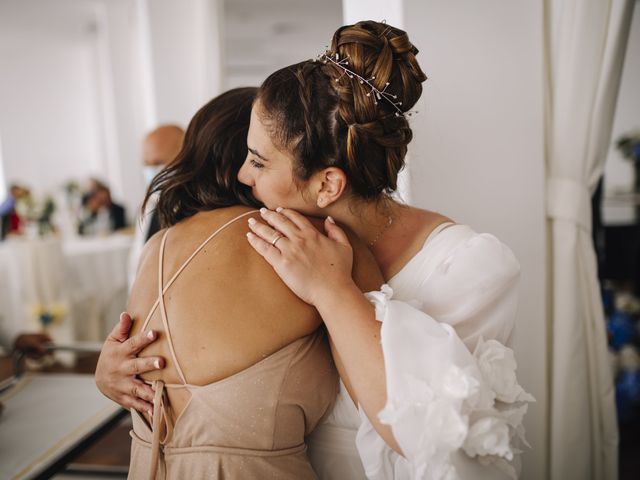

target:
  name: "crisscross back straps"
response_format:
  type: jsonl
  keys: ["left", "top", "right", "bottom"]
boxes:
{"left": 140, "top": 210, "right": 258, "bottom": 385}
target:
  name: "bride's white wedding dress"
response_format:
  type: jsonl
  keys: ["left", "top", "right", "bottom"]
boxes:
{"left": 307, "top": 223, "right": 534, "bottom": 480}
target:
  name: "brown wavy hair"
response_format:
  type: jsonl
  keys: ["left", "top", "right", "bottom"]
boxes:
{"left": 142, "top": 87, "right": 261, "bottom": 227}
{"left": 256, "top": 21, "right": 427, "bottom": 200}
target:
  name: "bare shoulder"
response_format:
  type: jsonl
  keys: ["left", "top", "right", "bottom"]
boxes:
{"left": 407, "top": 205, "right": 455, "bottom": 230}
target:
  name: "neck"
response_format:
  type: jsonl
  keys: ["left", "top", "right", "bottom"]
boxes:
{"left": 324, "top": 196, "right": 399, "bottom": 247}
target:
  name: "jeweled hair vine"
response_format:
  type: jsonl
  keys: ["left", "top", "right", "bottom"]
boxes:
{"left": 316, "top": 51, "right": 407, "bottom": 117}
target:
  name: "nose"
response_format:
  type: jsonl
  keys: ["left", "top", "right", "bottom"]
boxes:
{"left": 237, "top": 157, "right": 254, "bottom": 187}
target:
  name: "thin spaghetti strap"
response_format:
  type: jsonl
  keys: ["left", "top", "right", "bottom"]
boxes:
{"left": 140, "top": 229, "right": 171, "bottom": 333}
{"left": 140, "top": 210, "right": 257, "bottom": 332}
{"left": 157, "top": 230, "right": 188, "bottom": 384}
{"left": 140, "top": 209, "right": 259, "bottom": 383}
{"left": 424, "top": 221, "right": 456, "bottom": 247}
{"left": 162, "top": 209, "right": 258, "bottom": 290}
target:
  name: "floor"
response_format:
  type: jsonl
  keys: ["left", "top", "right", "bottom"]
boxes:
{"left": 2, "top": 352, "right": 132, "bottom": 479}
{"left": 53, "top": 416, "right": 132, "bottom": 479}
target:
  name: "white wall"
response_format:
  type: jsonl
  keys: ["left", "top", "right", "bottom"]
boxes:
{"left": 0, "top": 0, "right": 105, "bottom": 197}
{"left": 403, "top": 2, "right": 547, "bottom": 478}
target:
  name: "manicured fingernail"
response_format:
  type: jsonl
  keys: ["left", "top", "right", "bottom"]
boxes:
{"left": 154, "top": 359, "right": 161, "bottom": 369}
{"left": 147, "top": 330, "right": 155, "bottom": 339}
{"left": 276, "top": 207, "right": 283, "bottom": 213}
{"left": 327, "top": 216, "right": 335, "bottom": 224}
{"left": 260, "top": 207, "right": 267, "bottom": 214}
{"left": 246, "top": 232, "right": 253, "bottom": 239}
{"left": 248, "top": 217, "right": 256, "bottom": 225}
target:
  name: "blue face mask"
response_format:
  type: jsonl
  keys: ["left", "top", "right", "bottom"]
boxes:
{"left": 143, "top": 165, "right": 163, "bottom": 185}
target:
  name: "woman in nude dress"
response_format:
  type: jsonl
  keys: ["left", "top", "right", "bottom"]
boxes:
{"left": 118, "top": 87, "right": 382, "bottom": 479}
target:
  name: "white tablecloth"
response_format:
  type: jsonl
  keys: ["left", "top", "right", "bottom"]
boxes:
{"left": 0, "top": 234, "right": 132, "bottom": 349}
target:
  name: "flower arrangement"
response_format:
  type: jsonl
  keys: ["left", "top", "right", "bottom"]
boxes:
{"left": 10, "top": 190, "right": 58, "bottom": 237}
{"left": 28, "top": 302, "right": 67, "bottom": 330}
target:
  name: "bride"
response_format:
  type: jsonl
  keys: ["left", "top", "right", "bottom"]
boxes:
{"left": 97, "top": 20, "right": 532, "bottom": 480}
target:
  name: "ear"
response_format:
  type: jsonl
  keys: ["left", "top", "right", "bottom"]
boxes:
{"left": 312, "top": 167, "right": 347, "bottom": 208}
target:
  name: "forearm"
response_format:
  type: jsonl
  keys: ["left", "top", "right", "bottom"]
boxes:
{"left": 316, "top": 282, "right": 403, "bottom": 455}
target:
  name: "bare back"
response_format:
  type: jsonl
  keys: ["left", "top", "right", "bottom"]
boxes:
{"left": 129, "top": 205, "right": 382, "bottom": 392}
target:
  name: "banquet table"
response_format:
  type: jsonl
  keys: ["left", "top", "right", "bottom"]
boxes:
{"left": 0, "top": 234, "right": 132, "bottom": 348}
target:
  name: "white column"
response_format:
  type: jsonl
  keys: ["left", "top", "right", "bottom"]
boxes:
{"left": 144, "top": 0, "right": 224, "bottom": 126}
{"left": 96, "top": 0, "right": 224, "bottom": 219}
{"left": 97, "top": 0, "right": 153, "bottom": 219}
{"left": 93, "top": 2, "right": 122, "bottom": 204}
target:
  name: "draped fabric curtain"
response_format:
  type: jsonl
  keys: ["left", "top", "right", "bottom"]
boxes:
{"left": 544, "top": 1, "right": 635, "bottom": 479}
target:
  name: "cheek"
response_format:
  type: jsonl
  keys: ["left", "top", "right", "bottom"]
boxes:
{"left": 257, "top": 176, "right": 294, "bottom": 206}
{"left": 275, "top": 173, "right": 301, "bottom": 198}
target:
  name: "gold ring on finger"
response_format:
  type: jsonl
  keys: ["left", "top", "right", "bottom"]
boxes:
{"left": 271, "top": 234, "right": 283, "bottom": 247}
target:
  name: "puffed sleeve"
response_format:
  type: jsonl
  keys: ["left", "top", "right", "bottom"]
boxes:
{"left": 355, "top": 232, "right": 533, "bottom": 480}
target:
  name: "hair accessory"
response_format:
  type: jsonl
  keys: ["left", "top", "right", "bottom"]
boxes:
{"left": 317, "top": 51, "right": 408, "bottom": 117}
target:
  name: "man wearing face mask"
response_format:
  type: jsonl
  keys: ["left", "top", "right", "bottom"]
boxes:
{"left": 127, "top": 125, "right": 184, "bottom": 288}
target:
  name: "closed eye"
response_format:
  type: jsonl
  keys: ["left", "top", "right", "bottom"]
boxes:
{"left": 249, "top": 158, "right": 265, "bottom": 169}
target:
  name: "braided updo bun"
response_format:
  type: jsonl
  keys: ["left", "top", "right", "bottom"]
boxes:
{"left": 257, "top": 20, "right": 427, "bottom": 199}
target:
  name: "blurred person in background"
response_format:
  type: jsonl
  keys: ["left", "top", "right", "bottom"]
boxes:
{"left": 128, "top": 125, "right": 184, "bottom": 287}
{"left": 0, "top": 183, "right": 29, "bottom": 239}
{"left": 78, "top": 181, "right": 126, "bottom": 235}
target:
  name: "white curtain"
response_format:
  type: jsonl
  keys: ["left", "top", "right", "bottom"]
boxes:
{"left": 544, "top": 1, "right": 635, "bottom": 479}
